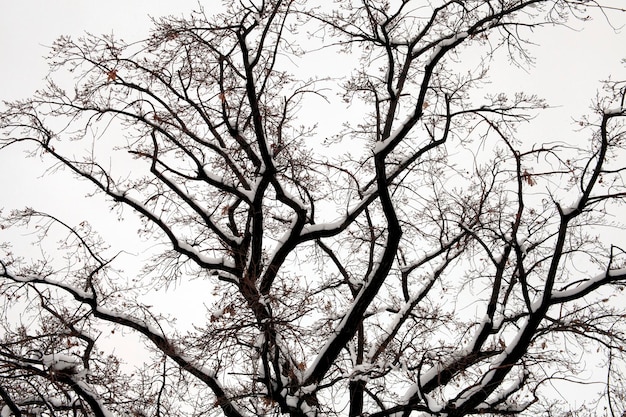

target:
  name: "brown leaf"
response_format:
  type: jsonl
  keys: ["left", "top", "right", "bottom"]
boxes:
{"left": 107, "top": 69, "right": 117, "bottom": 82}
{"left": 522, "top": 169, "right": 536, "bottom": 186}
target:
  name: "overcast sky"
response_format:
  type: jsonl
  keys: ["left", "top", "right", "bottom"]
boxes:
{"left": 1, "top": 2, "right": 624, "bottom": 100}
{"left": 1, "top": 1, "right": 208, "bottom": 100}
{"left": 0, "top": 1, "right": 625, "bottom": 222}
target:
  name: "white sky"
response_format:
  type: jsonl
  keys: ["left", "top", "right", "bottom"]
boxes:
{"left": 0, "top": 0, "right": 624, "bottom": 265}
{"left": 0, "top": 1, "right": 203, "bottom": 243}
{"left": 0, "top": 1, "right": 203, "bottom": 100}
{"left": 0, "top": 1, "right": 623, "bottom": 247}
{"left": 0, "top": 1, "right": 624, "bottom": 249}
{"left": 0, "top": 2, "right": 623, "bottom": 104}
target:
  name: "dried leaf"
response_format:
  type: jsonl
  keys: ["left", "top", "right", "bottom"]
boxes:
{"left": 522, "top": 169, "right": 536, "bottom": 186}
{"left": 107, "top": 69, "right": 117, "bottom": 82}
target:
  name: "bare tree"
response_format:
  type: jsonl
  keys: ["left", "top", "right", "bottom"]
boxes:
{"left": 1, "top": 1, "right": 626, "bottom": 416}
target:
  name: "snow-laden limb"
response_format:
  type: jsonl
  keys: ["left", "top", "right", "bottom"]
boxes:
{"left": 42, "top": 353, "right": 82, "bottom": 372}
{"left": 90, "top": 308, "right": 245, "bottom": 417}
{"left": 272, "top": 179, "right": 307, "bottom": 212}
{"left": 300, "top": 189, "right": 379, "bottom": 241}
{"left": 267, "top": 218, "right": 300, "bottom": 262}
{"left": 447, "top": 318, "right": 533, "bottom": 413}
{"left": 373, "top": 114, "right": 415, "bottom": 155}
{"left": 402, "top": 347, "right": 472, "bottom": 404}
{"left": 239, "top": 176, "right": 265, "bottom": 203}
{"left": 177, "top": 241, "right": 237, "bottom": 269}
{"left": 0, "top": 269, "right": 95, "bottom": 302}
{"left": 303, "top": 221, "right": 401, "bottom": 385}
{"left": 67, "top": 378, "right": 116, "bottom": 417}
{"left": 425, "top": 31, "right": 469, "bottom": 64}
{"left": 474, "top": 370, "right": 533, "bottom": 414}
{"left": 258, "top": 179, "right": 309, "bottom": 293}
{"left": 413, "top": 267, "right": 624, "bottom": 412}
{"left": 147, "top": 163, "right": 246, "bottom": 246}
{"left": 109, "top": 188, "right": 239, "bottom": 273}
{"left": 300, "top": 218, "right": 348, "bottom": 237}
{"left": 22, "top": 357, "right": 117, "bottom": 417}
{"left": 201, "top": 165, "right": 248, "bottom": 201}
{"left": 367, "top": 252, "right": 457, "bottom": 364}
{"left": 604, "top": 106, "right": 626, "bottom": 116}
{"left": 559, "top": 195, "right": 582, "bottom": 216}
{"left": 401, "top": 312, "right": 506, "bottom": 406}
{"left": 550, "top": 267, "right": 626, "bottom": 304}
{"left": 400, "top": 264, "right": 626, "bottom": 413}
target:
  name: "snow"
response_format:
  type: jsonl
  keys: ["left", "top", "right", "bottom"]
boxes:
{"left": 516, "top": 234, "right": 529, "bottom": 255}
{"left": 303, "top": 290, "right": 363, "bottom": 381}
{"left": 365, "top": 275, "right": 438, "bottom": 361}
{"left": 452, "top": 320, "right": 533, "bottom": 409}
{"left": 301, "top": 219, "right": 345, "bottom": 235}
{"left": 277, "top": 185, "right": 306, "bottom": 210}
{"left": 10, "top": 273, "right": 93, "bottom": 300}
{"left": 95, "top": 306, "right": 165, "bottom": 338}
{"left": 211, "top": 308, "right": 224, "bottom": 320}
{"left": 239, "top": 176, "right": 263, "bottom": 201}
{"left": 267, "top": 219, "right": 298, "bottom": 261}
{"left": 299, "top": 400, "right": 315, "bottom": 417}
{"left": 42, "top": 353, "right": 81, "bottom": 371}
{"left": 373, "top": 114, "right": 415, "bottom": 154}
{"left": 201, "top": 166, "right": 235, "bottom": 189}
{"left": 402, "top": 381, "right": 445, "bottom": 413}
{"left": 176, "top": 354, "right": 218, "bottom": 379}
{"left": 286, "top": 395, "right": 299, "bottom": 408}
{"left": 74, "top": 380, "right": 116, "bottom": 417}
{"left": 560, "top": 195, "right": 582, "bottom": 216}
{"left": 424, "top": 393, "right": 444, "bottom": 413}
{"left": 605, "top": 106, "right": 625, "bottom": 115}
{"left": 427, "top": 31, "right": 468, "bottom": 62}
{"left": 111, "top": 187, "right": 142, "bottom": 207}
{"left": 373, "top": 138, "right": 392, "bottom": 154}
{"left": 439, "top": 31, "right": 468, "bottom": 48}
{"left": 350, "top": 363, "right": 375, "bottom": 382}
{"left": 454, "top": 367, "right": 498, "bottom": 407}
{"left": 47, "top": 397, "right": 67, "bottom": 408}
{"left": 609, "top": 267, "right": 626, "bottom": 278}
{"left": 200, "top": 365, "right": 217, "bottom": 379}
{"left": 177, "top": 241, "right": 237, "bottom": 268}
{"left": 530, "top": 297, "right": 543, "bottom": 313}
{"left": 403, "top": 313, "right": 496, "bottom": 402}
{"left": 477, "top": 370, "right": 528, "bottom": 410}
{"left": 551, "top": 267, "right": 626, "bottom": 301}
{"left": 492, "top": 314, "right": 504, "bottom": 330}
{"left": 300, "top": 384, "right": 316, "bottom": 394}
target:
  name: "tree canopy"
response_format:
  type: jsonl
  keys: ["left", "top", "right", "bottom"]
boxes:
{"left": 1, "top": 1, "right": 626, "bottom": 416}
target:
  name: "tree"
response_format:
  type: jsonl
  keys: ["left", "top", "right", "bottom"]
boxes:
{"left": 1, "top": 0, "right": 626, "bottom": 415}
